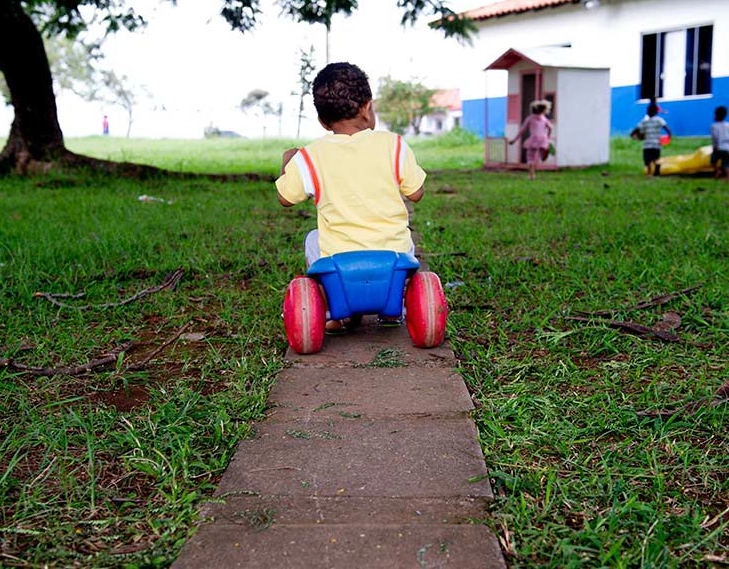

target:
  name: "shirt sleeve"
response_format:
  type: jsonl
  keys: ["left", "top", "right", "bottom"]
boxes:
{"left": 398, "top": 140, "right": 427, "bottom": 197}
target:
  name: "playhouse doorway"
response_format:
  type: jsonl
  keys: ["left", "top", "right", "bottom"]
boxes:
{"left": 519, "top": 73, "right": 537, "bottom": 163}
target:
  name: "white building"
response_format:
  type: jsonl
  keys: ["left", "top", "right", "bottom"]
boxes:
{"left": 454, "top": 0, "right": 728, "bottom": 138}
{"left": 420, "top": 89, "right": 463, "bottom": 135}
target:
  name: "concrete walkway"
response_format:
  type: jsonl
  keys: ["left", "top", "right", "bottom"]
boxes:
{"left": 172, "top": 317, "right": 506, "bottom": 568}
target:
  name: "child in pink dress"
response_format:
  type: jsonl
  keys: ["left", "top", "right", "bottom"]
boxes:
{"left": 509, "top": 100, "right": 553, "bottom": 180}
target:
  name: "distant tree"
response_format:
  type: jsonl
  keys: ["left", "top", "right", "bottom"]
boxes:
{"left": 240, "top": 88, "right": 270, "bottom": 112}
{"left": 375, "top": 76, "right": 439, "bottom": 136}
{"left": 97, "top": 70, "right": 146, "bottom": 138}
{"left": 294, "top": 45, "right": 316, "bottom": 138}
{"left": 0, "top": 0, "right": 475, "bottom": 175}
{"left": 240, "top": 89, "right": 281, "bottom": 137}
{"left": 46, "top": 34, "right": 99, "bottom": 96}
{"left": 276, "top": 0, "right": 355, "bottom": 63}
{"left": 44, "top": 35, "right": 147, "bottom": 138}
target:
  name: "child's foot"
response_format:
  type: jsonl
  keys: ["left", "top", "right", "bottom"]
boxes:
{"left": 325, "top": 319, "right": 348, "bottom": 335}
{"left": 348, "top": 314, "right": 363, "bottom": 328}
{"left": 377, "top": 315, "right": 404, "bottom": 327}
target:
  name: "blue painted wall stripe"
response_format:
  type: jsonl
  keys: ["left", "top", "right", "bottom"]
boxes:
{"left": 463, "top": 97, "right": 506, "bottom": 138}
{"left": 611, "top": 76, "right": 729, "bottom": 136}
{"left": 463, "top": 76, "right": 729, "bottom": 139}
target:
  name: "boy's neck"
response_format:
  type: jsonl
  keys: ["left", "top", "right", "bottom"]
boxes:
{"left": 328, "top": 117, "right": 372, "bottom": 136}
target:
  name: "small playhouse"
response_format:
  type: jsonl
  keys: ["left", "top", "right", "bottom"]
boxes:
{"left": 483, "top": 47, "right": 611, "bottom": 169}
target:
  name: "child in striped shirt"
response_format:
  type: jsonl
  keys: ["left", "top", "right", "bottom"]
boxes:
{"left": 710, "top": 105, "right": 729, "bottom": 182}
{"left": 635, "top": 103, "right": 672, "bottom": 176}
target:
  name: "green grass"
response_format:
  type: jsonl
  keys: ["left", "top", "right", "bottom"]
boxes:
{"left": 1, "top": 130, "right": 727, "bottom": 567}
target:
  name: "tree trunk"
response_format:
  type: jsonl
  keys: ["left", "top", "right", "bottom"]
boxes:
{"left": 0, "top": 2, "right": 272, "bottom": 181}
{"left": 0, "top": 0, "right": 67, "bottom": 173}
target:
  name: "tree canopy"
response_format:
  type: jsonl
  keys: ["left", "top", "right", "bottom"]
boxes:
{"left": 0, "top": 0, "right": 475, "bottom": 174}
{"left": 375, "top": 76, "right": 439, "bottom": 136}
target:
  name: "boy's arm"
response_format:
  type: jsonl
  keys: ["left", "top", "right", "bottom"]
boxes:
{"left": 278, "top": 193, "right": 295, "bottom": 207}
{"left": 280, "top": 148, "right": 298, "bottom": 176}
{"left": 277, "top": 148, "right": 299, "bottom": 207}
{"left": 509, "top": 119, "right": 527, "bottom": 145}
{"left": 406, "top": 186, "right": 424, "bottom": 203}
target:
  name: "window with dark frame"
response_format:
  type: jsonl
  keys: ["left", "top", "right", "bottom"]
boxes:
{"left": 640, "top": 24, "right": 713, "bottom": 100}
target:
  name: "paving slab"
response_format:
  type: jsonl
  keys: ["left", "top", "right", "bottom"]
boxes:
{"left": 172, "top": 524, "right": 505, "bottom": 569}
{"left": 199, "top": 495, "right": 488, "bottom": 526}
{"left": 285, "top": 318, "right": 456, "bottom": 368}
{"left": 216, "top": 416, "right": 492, "bottom": 500}
{"left": 267, "top": 366, "right": 474, "bottom": 420}
{"left": 173, "top": 314, "right": 507, "bottom": 568}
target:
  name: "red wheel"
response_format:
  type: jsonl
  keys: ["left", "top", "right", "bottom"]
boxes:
{"left": 404, "top": 271, "right": 448, "bottom": 348}
{"left": 283, "top": 276, "right": 326, "bottom": 354}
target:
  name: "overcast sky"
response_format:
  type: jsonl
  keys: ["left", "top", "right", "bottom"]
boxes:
{"left": 103, "top": 0, "right": 479, "bottom": 103}
{"left": 1, "top": 0, "right": 483, "bottom": 138}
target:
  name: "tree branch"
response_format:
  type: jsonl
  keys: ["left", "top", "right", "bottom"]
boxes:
{"left": 2, "top": 322, "right": 194, "bottom": 378}
{"left": 577, "top": 285, "right": 702, "bottom": 318}
{"left": 125, "top": 322, "right": 192, "bottom": 371}
{"left": 3, "top": 341, "right": 133, "bottom": 377}
{"left": 563, "top": 315, "right": 681, "bottom": 342}
{"left": 637, "top": 380, "right": 729, "bottom": 419}
{"left": 34, "top": 268, "right": 184, "bottom": 310}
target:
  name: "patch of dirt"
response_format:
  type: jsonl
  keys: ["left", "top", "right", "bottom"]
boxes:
{"left": 88, "top": 384, "right": 151, "bottom": 411}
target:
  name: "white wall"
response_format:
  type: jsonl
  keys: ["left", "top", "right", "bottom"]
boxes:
{"left": 556, "top": 68, "right": 611, "bottom": 166}
{"left": 457, "top": 0, "right": 728, "bottom": 101}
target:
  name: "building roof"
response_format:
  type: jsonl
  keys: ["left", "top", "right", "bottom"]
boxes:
{"left": 431, "top": 89, "right": 462, "bottom": 111}
{"left": 484, "top": 46, "right": 609, "bottom": 70}
{"left": 464, "top": 0, "right": 578, "bottom": 21}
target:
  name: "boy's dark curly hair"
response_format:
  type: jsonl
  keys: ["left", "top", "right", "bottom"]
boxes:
{"left": 312, "top": 62, "right": 372, "bottom": 126}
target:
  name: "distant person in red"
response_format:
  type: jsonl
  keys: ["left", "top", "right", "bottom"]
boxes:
{"left": 102, "top": 115, "right": 109, "bottom": 136}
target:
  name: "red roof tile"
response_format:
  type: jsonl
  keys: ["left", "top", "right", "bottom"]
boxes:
{"left": 464, "top": 0, "right": 578, "bottom": 21}
{"left": 431, "top": 89, "right": 461, "bottom": 111}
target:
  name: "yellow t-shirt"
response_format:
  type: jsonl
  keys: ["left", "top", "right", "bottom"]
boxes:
{"left": 276, "top": 129, "right": 426, "bottom": 258}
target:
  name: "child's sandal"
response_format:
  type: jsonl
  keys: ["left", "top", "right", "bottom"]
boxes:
{"left": 325, "top": 319, "right": 348, "bottom": 335}
{"left": 377, "top": 315, "right": 404, "bottom": 328}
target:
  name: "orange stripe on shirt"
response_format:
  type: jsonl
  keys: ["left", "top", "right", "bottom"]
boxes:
{"left": 394, "top": 135, "right": 403, "bottom": 184}
{"left": 299, "top": 148, "right": 321, "bottom": 204}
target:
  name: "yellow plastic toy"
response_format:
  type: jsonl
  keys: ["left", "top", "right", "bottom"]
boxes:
{"left": 657, "top": 145, "right": 714, "bottom": 176}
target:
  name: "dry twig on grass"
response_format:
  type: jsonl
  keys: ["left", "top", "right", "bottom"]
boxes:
{"left": 34, "top": 268, "right": 184, "bottom": 310}
{"left": 577, "top": 284, "right": 702, "bottom": 318}
{"left": 2, "top": 322, "right": 193, "bottom": 378}
{"left": 564, "top": 315, "right": 681, "bottom": 342}
{"left": 637, "top": 380, "right": 729, "bottom": 419}
{"left": 1, "top": 341, "right": 134, "bottom": 377}
{"left": 125, "top": 322, "right": 192, "bottom": 371}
